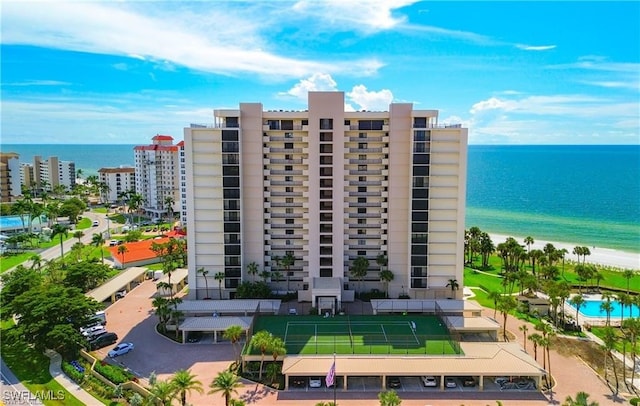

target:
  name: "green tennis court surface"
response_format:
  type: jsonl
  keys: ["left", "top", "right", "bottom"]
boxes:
{"left": 248, "top": 314, "right": 461, "bottom": 356}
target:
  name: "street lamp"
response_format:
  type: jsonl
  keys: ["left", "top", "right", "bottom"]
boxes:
{"left": 105, "top": 215, "right": 111, "bottom": 239}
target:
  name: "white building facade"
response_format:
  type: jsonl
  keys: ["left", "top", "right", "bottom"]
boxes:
{"left": 184, "top": 92, "right": 467, "bottom": 309}
{"left": 134, "top": 135, "right": 181, "bottom": 220}
{"left": 98, "top": 167, "right": 136, "bottom": 203}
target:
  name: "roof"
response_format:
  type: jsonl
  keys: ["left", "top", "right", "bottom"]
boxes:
{"left": 281, "top": 342, "right": 545, "bottom": 377}
{"left": 156, "top": 267, "right": 188, "bottom": 285}
{"left": 98, "top": 167, "right": 135, "bottom": 173}
{"left": 444, "top": 316, "right": 501, "bottom": 331}
{"left": 436, "top": 300, "right": 484, "bottom": 312}
{"left": 86, "top": 267, "right": 148, "bottom": 303}
{"left": 109, "top": 237, "right": 174, "bottom": 265}
{"left": 152, "top": 135, "right": 174, "bottom": 141}
{"left": 133, "top": 145, "right": 179, "bottom": 152}
{"left": 179, "top": 316, "right": 253, "bottom": 332}
{"left": 176, "top": 299, "right": 281, "bottom": 314}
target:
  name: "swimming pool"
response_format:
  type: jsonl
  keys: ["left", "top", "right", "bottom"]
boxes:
{"left": 0, "top": 215, "right": 46, "bottom": 231}
{"left": 569, "top": 300, "right": 640, "bottom": 319}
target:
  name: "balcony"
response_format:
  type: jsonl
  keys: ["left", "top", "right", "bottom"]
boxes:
{"left": 348, "top": 148, "right": 383, "bottom": 153}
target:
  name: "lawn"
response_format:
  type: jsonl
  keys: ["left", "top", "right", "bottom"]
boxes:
{"left": 0, "top": 233, "right": 75, "bottom": 273}
{"left": 249, "top": 315, "right": 460, "bottom": 356}
{"left": 0, "top": 321, "right": 85, "bottom": 406}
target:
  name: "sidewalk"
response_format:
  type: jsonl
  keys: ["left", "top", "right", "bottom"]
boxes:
{"left": 45, "top": 350, "right": 102, "bottom": 405}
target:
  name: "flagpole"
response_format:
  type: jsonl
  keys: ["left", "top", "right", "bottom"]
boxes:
{"left": 333, "top": 352, "right": 337, "bottom": 406}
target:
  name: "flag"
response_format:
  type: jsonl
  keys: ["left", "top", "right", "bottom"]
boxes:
{"left": 325, "top": 361, "right": 335, "bottom": 387}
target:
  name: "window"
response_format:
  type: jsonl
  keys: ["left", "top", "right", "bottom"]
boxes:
{"left": 302, "top": 119, "right": 308, "bottom": 125}
{"left": 359, "top": 154, "right": 367, "bottom": 160}
{"left": 284, "top": 142, "right": 294, "bottom": 149}
{"left": 320, "top": 179, "right": 333, "bottom": 187}
{"left": 286, "top": 207, "right": 293, "bottom": 214}
{"left": 344, "top": 119, "right": 350, "bottom": 125}
{"left": 285, "top": 165, "right": 293, "bottom": 171}
{"left": 284, "top": 132, "right": 293, "bottom": 138}
{"left": 413, "top": 154, "right": 430, "bottom": 164}
{"left": 413, "top": 176, "right": 429, "bottom": 187}
{"left": 414, "top": 117, "right": 427, "bottom": 128}
{"left": 359, "top": 132, "right": 367, "bottom": 139}
{"left": 286, "top": 218, "right": 294, "bottom": 224}
{"left": 358, "top": 207, "right": 366, "bottom": 214}
{"left": 320, "top": 224, "right": 332, "bottom": 232}
{"left": 320, "top": 144, "right": 333, "bottom": 153}
{"left": 286, "top": 197, "right": 294, "bottom": 204}
{"left": 320, "top": 156, "right": 333, "bottom": 165}
{"left": 358, "top": 197, "right": 366, "bottom": 203}
{"left": 359, "top": 176, "right": 366, "bottom": 182}
{"left": 413, "top": 166, "right": 429, "bottom": 176}
{"left": 320, "top": 190, "right": 332, "bottom": 199}
{"left": 320, "top": 132, "right": 333, "bottom": 142}
{"left": 281, "top": 120, "right": 294, "bottom": 130}
{"left": 320, "top": 167, "right": 333, "bottom": 176}
{"left": 222, "top": 129, "right": 238, "bottom": 140}
{"left": 285, "top": 187, "right": 294, "bottom": 193}
{"left": 285, "top": 176, "right": 293, "bottom": 182}
{"left": 414, "top": 131, "right": 427, "bottom": 142}
{"left": 358, "top": 164, "right": 367, "bottom": 171}
{"left": 358, "top": 142, "right": 368, "bottom": 150}
{"left": 320, "top": 201, "right": 333, "bottom": 210}
{"left": 222, "top": 142, "right": 239, "bottom": 152}
{"left": 320, "top": 118, "right": 333, "bottom": 130}
{"left": 320, "top": 269, "right": 333, "bottom": 277}
{"left": 358, "top": 186, "right": 367, "bottom": 192}
{"left": 358, "top": 218, "right": 366, "bottom": 224}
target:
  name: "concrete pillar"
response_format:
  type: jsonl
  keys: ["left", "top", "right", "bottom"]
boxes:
{"left": 479, "top": 376, "right": 484, "bottom": 391}
{"left": 381, "top": 374, "right": 386, "bottom": 390}
{"left": 440, "top": 375, "right": 445, "bottom": 390}
{"left": 214, "top": 331, "right": 218, "bottom": 343}
{"left": 343, "top": 375, "right": 348, "bottom": 390}
{"left": 182, "top": 330, "right": 187, "bottom": 343}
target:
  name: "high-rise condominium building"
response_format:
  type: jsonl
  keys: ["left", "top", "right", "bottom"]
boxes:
{"left": 0, "top": 152, "right": 21, "bottom": 201}
{"left": 98, "top": 167, "right": 136, "bottom": 204}
{"left": 134, "top": 135, "right": 181, "bottom": 220}
{"left": 20, "top": 156, "right": 76, "bottom": 195}
{"left": 184, "top": 92, "right": 467, "bottom": 310}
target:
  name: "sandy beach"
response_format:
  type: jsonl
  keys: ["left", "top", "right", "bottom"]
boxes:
{"left": 489, "top": 233, "right": 640, "bottom": 270}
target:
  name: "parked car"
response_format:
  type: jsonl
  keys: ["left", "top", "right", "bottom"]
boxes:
{"left": 115, "top": 289, "right": 127, "bottom": 299}
{"left": 108, "top": 342, "right": 134, "bottom": 357}
{"left": 92, "top": 220, "right": 99, "bottom": 227}
{"left": 308, "top": 377, "right": 322, "bottom": 388}
{"left": 83, "top": 327, "right": 107, "bottom": 339}
{"left": 291, "top": 377, "right": 306, "bottom": 388}
{"left": 186, "top": 331, "right": 202, "bottom": 343}
{"left": 81, "top": 324, "right": 105, "bottom": 336}
{"left": 387, "top": 376, "right": 401, "bottom": 389}
{"left": 462, "top": 376, "right": 476, "bottom": 387}
{"left": 109, "top": 240, "right": 119, "bottom": 246}
{"left": 445, "top": 377, "right": 457, "bottom": 388}
{"left": 88, "top": 332, "right": 118, "bottom": 350}
{"left": 421, "top": 376, "right": 437, "bottom": 387}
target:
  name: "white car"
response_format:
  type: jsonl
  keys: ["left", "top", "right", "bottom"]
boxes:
{"left": 108, "top": 342, "right": 134, "bottom": 357}
{"left": 308, "top": 377, "right": 322, "bottom": 388}
{"left": 83, "top": 327, "right": 107, "bottom": 339}
{"left": 92, "top": 220, "right": 99, "bottom": 227}
{"left": 421, "top": 376, "right": 437, "bottom": 387}
{"left": 80, "top": 324, "right": 105, "bottom": 336}
{"left": 445, "top": 377, "right": 457, "bottom": 388}
{"left": 115, "top": 289, "right": 127, "bottom": 299}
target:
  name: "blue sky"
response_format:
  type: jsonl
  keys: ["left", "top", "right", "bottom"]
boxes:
{"left": 1, "top": 1, "right": 638, "bottom": 145}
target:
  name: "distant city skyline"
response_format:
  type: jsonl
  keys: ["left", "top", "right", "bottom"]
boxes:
{"left": 1, "top": 1, "right": 638, "bottom": 145}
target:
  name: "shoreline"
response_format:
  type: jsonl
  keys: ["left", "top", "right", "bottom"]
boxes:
{"left": 489, "top": 233, "right": 640, "bottom": 271}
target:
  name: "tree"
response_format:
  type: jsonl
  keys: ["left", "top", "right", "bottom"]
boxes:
{"left": 376, "top": 253, "right": 388, "bottom": 275}
{"left": 29, "top": 254, "right": 43, "bottom": 271}
{"left": 214, "top": 272, "right": 225, "bottom": 300}
{"left": 73, "top": 230, "right": 84, "bottom": 244}
{"left": 599, "top": 299, "right": 613, "bottom": 326}
{"left": 622, "top": 318, "right": 640, "bottom": 388}
{"left": 197, "top": 267, "right": 211, "bottom": 299}
{"left": 281, "top": 252, "right": 295, "bottom": 293}
{"left": 379, "top": 269, "right": 394, "bottom": 298}
{"left": 569, "top": 294, "right": 585, "bottom": 327}
{"left": 152, "top": 295, "right": 171, "bottom": 332}
{"left": 250, "top": 330, "right": 273, "bottom": 380}
{"left": 519, "top": 324, "right": 529, "bottom": 353}
{"left": 164, "top": 195, "right": 175, "bottom": 225}
{"left": 51, "top": 223, "right": 69, "bottom": 259}
{"left": 487, "top": 290, "right": 502, "bottom": 319}
{"left": 378, "top": 389, "right": 402, "bottom": 406}
{"left": 601, "top": 326, "right": 619, "bottom": 395}
{"left": 146, "top": 380, "right": 176, "bottom": 406}
{"left": 117, "top": 244, "right": 128, "bottom": 269}
{"left": 562, "top": 391, "right": 599, "bottom": 406}
{"left": 351, "top": 256, "right": 369, "bottom": 294}
{"left": 524, "top": 236, "right": 534, "bottom": 253}
{"left": 0, "top": 266, "right": 43, "bottom": 317}
{"left": 171, "top": 369, "right": 203, "bottom": 406}
{"left": 91, "top": 233, "right": 105, "bottom": 264}
{"left": 446, "top": 278, "right": 459, "bottom": 299}
{"left": 265, "top": 363, "right": 281, "bottom": 384}
{"left": 247, "top": 261, "right": 259, "bottom": 283}
{"left": 63, "top": 261, "right": 110, "bottom": 292}
{"left": 497, "top": 295, "right": 517, "bottom": 341}
{"left": 269, "top": 336, "right": 286, "bottom": 364}
{"left": 623, "top": 269, "right": 636, "bottom": 293}
{"left": 528, "top": 333, "right": 542, "bottom": 362}
{"left": 209, "top": 370, "right": 241, "bottom": 406}
{"left": 224, "top": 325, "right": 244, "bottom": 367}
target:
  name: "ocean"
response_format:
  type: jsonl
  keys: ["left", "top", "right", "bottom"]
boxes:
{"left": 3, "top": 144, "right": 639, "bottom": 253}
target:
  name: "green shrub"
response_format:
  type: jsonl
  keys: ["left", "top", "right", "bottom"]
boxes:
{"left": 94, "top": 362, "right": 134, "bottom": 384}
{"left": 61, "top": 362, "right": 85, "bottom": 384}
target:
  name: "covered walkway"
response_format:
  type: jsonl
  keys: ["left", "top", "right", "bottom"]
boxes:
{"left": 86, "top": 266, "right": 147, "bottom": 303}
{"left": 179, "top": 316, "right": 252, "bottom": 343}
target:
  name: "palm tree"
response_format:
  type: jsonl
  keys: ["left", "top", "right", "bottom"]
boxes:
{"left": 529, "top": 333, "right": 542, "bottom": 362}
{"left": 146, "top": 380, "right": 176, "bottom": 406}
{"left": 376, "top": 253, "right": 388, "bottom": 273}
{"left": 378, "top": 389, "right": 402, "bottom": 406}
{"left": 209, "top": 370, "right": 241, "bottom": 406}
{"left": 281, "top": 253, "right": 295, "bottom": 293}
{"left": 623, "top": 269, "right": 635, "bottom": 293}
{"left": 601, "top": 326, "right": 619, "bottom": 395}
{"left": 164, "top": 195, "right": 175, "bottom": 225}
{"left": 117, "top": 244, "right": 128, "bottom": 269}
{"left": 197, "top": 267, "right": 211, "bottom": 299}
{"left": 524, "top": 236, "right": 534, "bottom": 253}
{"left": 214, "top": 272, "right": 225, "bottom": 300}
{"left": 599, "top": 299, "right": 613, "bottom": 326}
{"left": 446, "top": 278, "right": 459, "bottom": 299}
{"left": 519, "top": 324, "right": 529, "bottom": 352}
{"left": 250, "top": 330, "right": 273, "bottom": 380}
{"left": 29, "top": 254, "right": 42, "bottom": 271}
{"left": 562, "top": 391, "right": 599, "bottom": 406}
{"left": 379, "top": 269, "right": 394, "bottom": 298}
{"left": 497, "top": 295, "right": 517, "bottom": 341}
{"left": 73, "top": 230, "right": 84, "bottom": 244}
{"left": 246, "top": 261, "right": 259, "bottom": 283}
{"left": 487, "top": 290, "right": 502, "bottom": 319}
{"left": 265, "top": 363, "right": 281, "bottom": 385}
{"left": 569, "top": 294, "right": 585, "bottom": 327}
{"left": 622, "top": 318, "right": 640, "bottom": 387}
{"left": 91, "top": 233, "right": 105, "bottom": 264}
{"left": 171, "top": 369, "right": 203, "bottom": 406}
{"left": 224, "top": 325, "right": 244, "bottom": 367}
{"left": 51, "top": 223, "right": 69, "bottom": 259}
{"left": 269, "top": 336, "right": 286, "bottom": 365}
{"left": 351, "top": 256, "right": 369, "bottom": 294}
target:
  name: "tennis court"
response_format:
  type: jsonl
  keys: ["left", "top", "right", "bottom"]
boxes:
{"left": 248, "top": 314, "right": 461, "bottom": 356}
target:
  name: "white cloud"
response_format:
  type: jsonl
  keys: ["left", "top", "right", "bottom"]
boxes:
{"left": 347, "top": 85, "right": 394, "bottom": 111}
{"left": 516, "top": 44, "right": 556, "bottom": 51}
{"left": 282, "top": 73, "right": 339, "bottom": 100}
{"left": 4, "top": 80, "right": 71, "bottom": 87}
{"left": 1, "top": 2, "right": 381, "bottom": 79}
{"left": 292, "top": 0, "right": 416, "bottom": 32}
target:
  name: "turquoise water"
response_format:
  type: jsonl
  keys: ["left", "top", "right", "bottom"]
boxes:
{"left": 3, "top": 144, "right": 639, "bottom": 252}
{"left": 568, "top": 300, "right": 640, "bottom": 319}
{"left": 0, "top": 215, "right": 26, "bottom": 228}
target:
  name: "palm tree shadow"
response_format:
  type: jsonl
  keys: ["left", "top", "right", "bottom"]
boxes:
{"left": 239, "top": 382, "right": 274, "bottom": 404}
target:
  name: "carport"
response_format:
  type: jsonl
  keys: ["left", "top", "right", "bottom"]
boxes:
{"left": 86, "top": 266, "right": 147, "bottom": 304}
{"left": 280, "top": 342, "right": 545, "bottom": 391}
{"left": 175, "top": 299, "right": 281, "bottom": 316}
{"left": 156, "top": 268, "right": 189, "bottom": 296}
{"left": 179, "top": 316, "right": 252, "bottom": 343}
{"left": 444, "top": 315, "right": 501, "bottom": 341}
